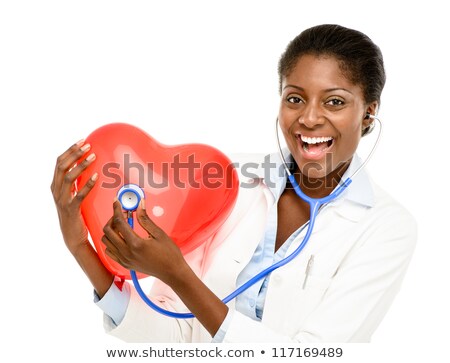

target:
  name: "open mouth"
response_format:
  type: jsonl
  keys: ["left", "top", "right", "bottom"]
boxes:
{"left": 296, "top": 134, "right": 334, "bottom": 156}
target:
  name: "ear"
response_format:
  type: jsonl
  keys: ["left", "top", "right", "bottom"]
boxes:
{"left": 362, "top": 101, "right": 379, "bottom": 129}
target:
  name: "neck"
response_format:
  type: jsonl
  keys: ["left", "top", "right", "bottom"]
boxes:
{"left": 291, "top": 159, "right": 351, "bottom": 199}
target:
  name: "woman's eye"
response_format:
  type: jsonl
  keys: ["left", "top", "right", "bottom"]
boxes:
{"left": 287, "top": 96, "right": 303, "bottom": 104}
{"left": 326, "top": 98, "right": 344, "bottom": 106}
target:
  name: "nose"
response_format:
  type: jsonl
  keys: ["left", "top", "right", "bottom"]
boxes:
{"left": 298, "top": 102, "right": 325, "bottom": 128}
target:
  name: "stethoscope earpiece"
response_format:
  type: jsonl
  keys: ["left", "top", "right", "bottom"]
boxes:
{"left": 365, "top": 113, "right": 379, "bottom": 120}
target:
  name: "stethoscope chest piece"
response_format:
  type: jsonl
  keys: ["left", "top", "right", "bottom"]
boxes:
{"left": 117, "top": 184, "right": 145, "bottom": 211}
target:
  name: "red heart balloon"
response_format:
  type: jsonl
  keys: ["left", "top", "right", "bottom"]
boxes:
{"left": 77, "top": 123, "right": 239, "bottom": 280}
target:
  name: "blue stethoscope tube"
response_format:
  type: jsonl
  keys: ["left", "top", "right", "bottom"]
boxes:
{"left": 124, "top": 115, "right": 382, "bottom": 319}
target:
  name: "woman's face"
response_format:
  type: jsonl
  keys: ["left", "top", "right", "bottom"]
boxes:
{"left": 278, "top": 54, "right": 377, "bottom": 180}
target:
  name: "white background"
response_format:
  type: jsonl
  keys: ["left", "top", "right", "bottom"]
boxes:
{"left": 1, "top": 1, "right": 449, "bottom": 362}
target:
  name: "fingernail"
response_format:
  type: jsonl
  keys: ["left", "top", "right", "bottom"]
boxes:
{"left": 80, "top": 143, "right": 91, "bottom": 152}
{"left": 76, "top": 139, "right": 85, "bottom": 146}
{"left": 86, "top": 153, "right": 96, "bottom": 162}
{"left": 113, "top": 197, "right": 118, "bottom": 203}
{"left": 140, "top": 198, "right": 146, "bottom": 210}
{"left": 91, "top": 172, "right": 98, "bottom": 181}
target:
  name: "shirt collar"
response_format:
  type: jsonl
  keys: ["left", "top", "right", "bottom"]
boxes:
{"left": 251, "top": 147, "right": 375, "bottom": 208}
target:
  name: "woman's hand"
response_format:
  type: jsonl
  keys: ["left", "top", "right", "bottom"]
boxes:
{"left": 102, "top": 199, "right": 229, "bottom": 336}
{"left": 102, "top": 199, "right": 188, "bottom": 284}
{"left": 51, "top": 140, "right": 114, "bottom": 297}
{"left": 51, "top": 140, "right": 98, "bottom": 255}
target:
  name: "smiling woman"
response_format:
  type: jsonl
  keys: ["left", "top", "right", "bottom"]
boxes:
{"left": 278, "top": 24, "right": 383, "bottom": 184}
{"left": 51, "top": 24, "right": 417, "bottom": 343}
{"left": 280, "top": 55, "right": 374, "bottom": 180}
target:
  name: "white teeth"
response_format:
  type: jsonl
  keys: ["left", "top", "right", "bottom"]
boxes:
{"left": 300, "top": 135, "right": 333, "bottom": 144}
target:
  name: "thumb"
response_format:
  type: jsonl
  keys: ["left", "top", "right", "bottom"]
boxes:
{"left": 136, "top": 198, "right": 162, "bottom": 238}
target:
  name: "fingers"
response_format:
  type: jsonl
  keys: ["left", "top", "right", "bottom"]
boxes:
{"left": 102, "top": 222, "right": 126, "bottom": 261}
{"left": 54, "top": 139, "right": 85, "bottom": 177}
{"left": 110, "top": 200, "right": 139, "bottom": 242}
{"left": 51, "top": 140, "right": 94, "bottom": 200}
{"left": 102, "top": 234, "right": 120, "bottom": 257}
{"left": 102, "top": 202, "right": 142, "bottom": 268}
{"left": 136, "top": 199, "right": 162, "bottom": 238}
{"left": 52, "top": 140, "right": 87, "bottom": 191}
{"left": 60, "top": 152, "right": 97, "bottom": 205}
{"left": 72, "top": 172, "right": 99, "bottom": 205}
{"left": 104, "top": 245, "right": 122, "bottom": 265}
{"left": 102, "top": 220, "right": 131, "bottom": 268}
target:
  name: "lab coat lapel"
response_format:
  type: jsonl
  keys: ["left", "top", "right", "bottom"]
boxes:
{"left": 229, "top": 180, "right": 274, "bottom": 267}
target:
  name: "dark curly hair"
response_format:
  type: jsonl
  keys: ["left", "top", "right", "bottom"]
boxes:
{"left": 278, "top": 24, "right": 386, "bottom": 106}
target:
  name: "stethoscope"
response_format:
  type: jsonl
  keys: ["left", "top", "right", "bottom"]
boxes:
{"left": 118, "top": 114, "right": 382, "bottom": 319}
{"left": 117, "top": 184, "right": 145, "bottom": 229}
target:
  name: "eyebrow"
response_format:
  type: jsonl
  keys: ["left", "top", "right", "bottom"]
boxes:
{"left": 283, "top": 85, "right": 304, "bottom": 92}
{"left": 283, "top": 84, "right": 354, "bottom": 95}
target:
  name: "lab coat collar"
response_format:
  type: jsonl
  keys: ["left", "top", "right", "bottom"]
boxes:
{"left": 246, "top": 148, "right": 375, "bottom": 222}
{"left": 229, "top": 150, "right": 376, "bottom": 268}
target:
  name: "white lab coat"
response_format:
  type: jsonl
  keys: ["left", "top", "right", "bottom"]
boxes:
{"left": 103, "top": 153, "right": 417, "bottom": 343}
